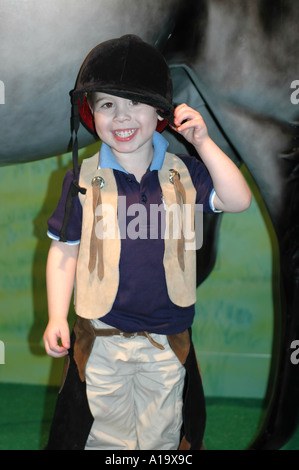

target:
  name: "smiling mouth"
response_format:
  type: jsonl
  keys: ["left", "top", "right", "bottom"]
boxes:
{"left": 114, "top": 129, "right": 137, "bottom": 139}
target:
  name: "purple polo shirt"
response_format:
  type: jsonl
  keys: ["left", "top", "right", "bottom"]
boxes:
{"left": 47, "top": 132, "right": 216, "bottom": 334}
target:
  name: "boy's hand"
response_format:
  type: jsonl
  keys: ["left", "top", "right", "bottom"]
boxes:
{"left": 172, "top": 104, "right": 251, "bottom": 213}
{"left": 173, "top": 104, "right": 209, "bottom": 150}
{"left": 43, "top": 318, "right": 70, "bottom": 358}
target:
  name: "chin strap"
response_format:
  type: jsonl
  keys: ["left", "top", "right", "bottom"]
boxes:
{"left": 59, "top": 95, "right": 87, "bottom": 242}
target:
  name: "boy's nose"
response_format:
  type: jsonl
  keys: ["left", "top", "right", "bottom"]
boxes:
{"left": 114, "top": 103, "right": 131, "bottom": 121}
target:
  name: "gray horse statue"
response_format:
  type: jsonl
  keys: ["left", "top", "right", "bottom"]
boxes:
{"left": 1, "top": 0, "right": 298, "bottom": 449}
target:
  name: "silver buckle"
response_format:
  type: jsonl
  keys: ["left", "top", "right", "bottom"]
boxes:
{"left": 119, "top": 331, "right": 137, "bottom": 339}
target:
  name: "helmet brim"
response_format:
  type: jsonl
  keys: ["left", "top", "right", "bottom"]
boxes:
{"left": 73, "top": 91, "right": 174, "bottom": 134}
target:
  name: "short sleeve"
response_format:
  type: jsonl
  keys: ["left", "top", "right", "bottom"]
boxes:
{"left": 176, "top": 154, "right": 220, "bottom": 213}
{"left": 47, "top": 169, "right": 82, "bottom": 244}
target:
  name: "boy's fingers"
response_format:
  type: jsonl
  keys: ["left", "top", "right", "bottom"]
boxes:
{"left": 45, "top": 342, "right": 69, "bottom": 358}
{"left": 60, "top": 330, "right": 70, "bottom": 350}
{"left": 43, "top": 329, "right": 70, "bottom": 358}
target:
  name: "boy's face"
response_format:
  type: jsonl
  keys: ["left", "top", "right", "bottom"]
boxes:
{"left": 91, "top": 92, "right": 163, "bottom": 160}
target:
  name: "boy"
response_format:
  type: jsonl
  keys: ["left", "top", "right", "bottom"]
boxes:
{"left": 43, "top": 35, "right": 251, "bottom": 450}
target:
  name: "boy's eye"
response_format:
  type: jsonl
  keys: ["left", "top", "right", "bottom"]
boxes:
{"left": 93, "top": 101, "right": 114, "bottom": 111}
{"left": 102, "top": 102, "right": 114, "bottom": 109}
{"left": 130, "top": 100, "right": 139, "bottom": 106}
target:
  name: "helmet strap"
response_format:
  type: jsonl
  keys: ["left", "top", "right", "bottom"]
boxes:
{"left": 59, "top": 95, "right": 86, "bottom": 242}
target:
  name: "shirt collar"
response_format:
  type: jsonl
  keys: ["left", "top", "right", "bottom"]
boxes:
{"left": 98, "top": 131, "right": 169, "bottom": 172}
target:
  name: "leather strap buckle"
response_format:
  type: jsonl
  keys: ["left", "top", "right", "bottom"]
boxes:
{"left": 119, "top": 331, "right": 138, "bottom": 339}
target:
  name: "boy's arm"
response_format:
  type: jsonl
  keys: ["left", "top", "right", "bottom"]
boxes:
{"left": 43, "top": 240, "right": 79, "bottom": 358}
{"left": 173, "top": 104, "right": 252, "bottom": 213}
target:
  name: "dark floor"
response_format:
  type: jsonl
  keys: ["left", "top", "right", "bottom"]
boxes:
{"left": 0, "top": 383, "right": 298, "bottom": 450}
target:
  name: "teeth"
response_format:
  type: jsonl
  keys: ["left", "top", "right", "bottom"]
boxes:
{"left": 115, "top": 129, "right": 136, "bottom": 137}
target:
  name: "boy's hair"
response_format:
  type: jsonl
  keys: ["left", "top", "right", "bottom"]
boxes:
{"left": 85, "top": 92, "right": 96, "bottom": 110}
{"left": 70, "top": 34, "right": 174, "bottom": 133}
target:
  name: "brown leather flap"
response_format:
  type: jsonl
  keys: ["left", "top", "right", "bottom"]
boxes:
{"left": 73, "top": 317, "right": 96, "bottom": 382}
{"left": 167, "top": 329, "right": 190, "bottom": 365}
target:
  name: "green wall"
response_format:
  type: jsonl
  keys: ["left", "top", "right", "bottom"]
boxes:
{"left": 0, "top": 147, "right": 275, "bottom": 398}
{"left": 193, "top": 170, "right": 276, "bottom": 398}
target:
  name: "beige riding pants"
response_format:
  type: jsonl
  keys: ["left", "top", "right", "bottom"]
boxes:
{"left": 84, "top": 320, "right": 186, "bottom": 450}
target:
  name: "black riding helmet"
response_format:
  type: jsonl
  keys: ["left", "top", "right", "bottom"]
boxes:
{"left": 60, "top": 35, "right": 174, "bottom": 242}
{"left": 71, "top": 34, "right": 174, "bottom": 133}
